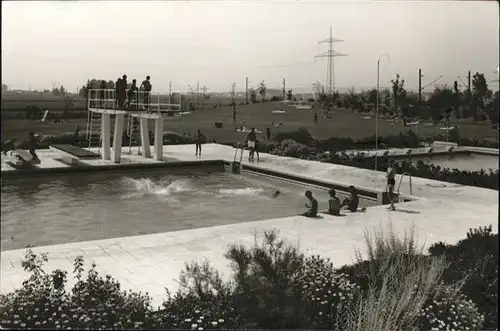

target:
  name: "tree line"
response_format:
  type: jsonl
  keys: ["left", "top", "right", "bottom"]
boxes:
{"left": 312, "top": 72, "right": 499, "bottom": 124}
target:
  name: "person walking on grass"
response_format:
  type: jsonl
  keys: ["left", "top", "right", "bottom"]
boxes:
{"left": 194, "top": 129, "right": 206, "bottom": 156}
{"left": 386, "top": 160, "right": 397, "bottom": 211}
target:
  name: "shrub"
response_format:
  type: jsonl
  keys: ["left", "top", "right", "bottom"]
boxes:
{"left": 279, "top": 139, "right": 315, "bottom": 158}
{"left": 156, "top": 260, "right": 239, "bottom": 329}
{"left": 298, "top": 255, "right": 361, "bottom": 329}
{"left": 428, "top": 225, "right": 498, "bottom": 329}
{"left": 274, "top": 128, "right": 315, "bottom": 146}
{"left": 418, "top": 285, "right": 485, "bottom": 331}
{"left": 164, "top": 230, "right": 362, "bottom": 329}
{"left": 1, "top": 227, "right": 495, "bottom": 330}
{"left": 224, "top": 230, "right": 306, "bottom": 328}
{"left": 0, "top": 247, "right": 155, "bottom": 329}
{"left": 336, "top": 225, "right": 484, "bottom": 331}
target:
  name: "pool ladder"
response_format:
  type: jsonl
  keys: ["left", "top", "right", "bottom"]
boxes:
{"left": 232, "top": 142, "right": 247, "bottom": 174}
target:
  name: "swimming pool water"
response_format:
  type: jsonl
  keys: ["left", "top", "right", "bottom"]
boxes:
{"left": 398, "top": 153, "right": 498, "bottom": 172}
{"left": 1, "top": 170, "right": 375, "bottom": 250}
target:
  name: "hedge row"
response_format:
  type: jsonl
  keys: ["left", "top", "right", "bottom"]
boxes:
{"left": 0, "top": 226, "right": 496, "bottom": 330}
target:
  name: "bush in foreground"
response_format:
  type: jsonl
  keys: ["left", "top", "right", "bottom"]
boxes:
{"left": 0, "top": 226, "right": 496, "bottom": 330}
{"left": 337, "top": 225, "right": 485, "bottom": 331}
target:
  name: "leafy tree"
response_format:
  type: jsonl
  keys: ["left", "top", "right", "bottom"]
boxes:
{"left": 379, "top": 89, "right": 392, "bottom": 108}
{"left": 400, "top": 93, "right": 419, "bottom": 119}
{"left": 312, "top": 81, "right": 322, "bottom": 101}
{"left": 257, "top": 81, "right": 267, "bottom": 102}
{"left": 60, "top": 85, "right": 66, "bottom": 96}
{"left": 390, "top": 74, "right": 407, "bottom": 114}
{"left": 64, "top": 97, "right": 74, "bottom": 110}
{"left": 249, "top": 88, "right": 257, "bottom": 103}
{"left": 1, "top": 84, "right": 7, "bottom": 93}
{"left": 286, "top": 89, "right": 293, "bottom": 101}
{"left": 52, "top": 88, "right": 61, "bottom": 96}
{"left": 367, "top": 89, "right": 378, "bottom": 106}
{"left": 485, "top": 91, "right": 499, "bottom": 124}
{"left": 471, "top": 72, "right": 492, "bottom": 118}
{"left": 345, "top": 87, "right": 361, "bottom": 111}
{"left": 452, "top": 81, "right": 464, "bottom": 118}
{"left": 426, "top": 86, "right": 454, "bottom": 123}
{"left": 78, "top": 79, "right": 116, "bottom": 97}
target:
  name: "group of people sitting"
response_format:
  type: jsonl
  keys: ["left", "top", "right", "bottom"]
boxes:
{"left": 301, "top": 186, "right": 367, "bottom": 217}
{"left": 271, "top": 186, "right": 366, "bottom": 218}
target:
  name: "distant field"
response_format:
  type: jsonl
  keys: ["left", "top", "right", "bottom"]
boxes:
{"left": 0, "top": 94, "right": 243, "bottom": 113}
{"left": 2, "top": 101, "right": 497, "bottom": 145}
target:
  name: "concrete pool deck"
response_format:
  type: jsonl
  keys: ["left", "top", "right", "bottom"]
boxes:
{"left": 1, "top": 143, "right": 498, "bottom": 308}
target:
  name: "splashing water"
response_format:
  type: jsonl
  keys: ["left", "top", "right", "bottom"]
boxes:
{"left": 122, "top": 177, "right": 194, "bottom": 198}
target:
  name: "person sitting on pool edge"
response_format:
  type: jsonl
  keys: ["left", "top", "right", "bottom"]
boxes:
{"left": 341, "top": 186, "right": 366, "bottom": 213}
{"left": 327, "top": 189, "right": 342, "bottom": 216}
{"left": 301, "top": 190, "right": 318, "bottom": 217}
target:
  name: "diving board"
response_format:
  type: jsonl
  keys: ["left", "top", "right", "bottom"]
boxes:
{"left": 50, "top": 144, "right": 100, "bottom": 166}
{"left": 50, "top": 144, "right": 100, "bottom": 159}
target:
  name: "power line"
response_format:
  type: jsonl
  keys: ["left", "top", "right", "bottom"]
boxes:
{"left": 314, "top": 27, "right": 347, "bottom": 96}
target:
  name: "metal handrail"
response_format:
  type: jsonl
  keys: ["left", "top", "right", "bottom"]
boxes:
{"left": 397, "top": 172, "right": 412, "bottom": 195}
{"left": 88, "top": 89, "right": 181, "bottom": 110}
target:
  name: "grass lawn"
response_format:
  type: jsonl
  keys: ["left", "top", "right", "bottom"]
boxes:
{"left": 1, "top": 101, "right": 498, "bottom": 144}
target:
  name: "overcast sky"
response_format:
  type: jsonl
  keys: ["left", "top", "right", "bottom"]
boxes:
{"left": 1, "top": 1, "right": 499, "bottom": 93}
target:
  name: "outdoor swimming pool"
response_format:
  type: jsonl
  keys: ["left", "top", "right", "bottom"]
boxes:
{"left": 1, "top": 169, "right": 376, "bottom": 250}
{"left": 399, "top": 153, "right": 498, "bottom": 172}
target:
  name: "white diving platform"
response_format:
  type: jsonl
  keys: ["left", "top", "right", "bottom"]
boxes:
{"left": 86, "top": 89, "right": 183, "bottom": 164}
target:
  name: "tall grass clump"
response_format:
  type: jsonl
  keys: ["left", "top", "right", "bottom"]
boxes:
{"left": 337, "top": 224, "right": 483, "bottom": 331}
